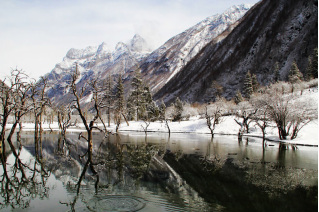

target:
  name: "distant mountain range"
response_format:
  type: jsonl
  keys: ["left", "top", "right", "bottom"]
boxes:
{"left": 44, "top": 0, "right": 317, "bottom": 105}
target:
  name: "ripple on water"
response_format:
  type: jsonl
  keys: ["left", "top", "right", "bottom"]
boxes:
{"left": 86, "top": 195, "right": 146, "bottom": 212}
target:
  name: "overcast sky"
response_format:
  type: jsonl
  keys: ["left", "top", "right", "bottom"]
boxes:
{"left": 0, "top": 0, "right": 259, "bottom": 81}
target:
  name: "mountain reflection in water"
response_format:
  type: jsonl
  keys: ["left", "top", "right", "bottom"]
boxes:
{"left": 0, "top": 131, "right": 317, "bottom": 212}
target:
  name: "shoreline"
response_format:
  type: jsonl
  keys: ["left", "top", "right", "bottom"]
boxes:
{"left": 6, "top": 115, "right": 318, "bottom": 147}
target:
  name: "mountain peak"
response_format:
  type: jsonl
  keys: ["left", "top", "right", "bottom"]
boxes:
{"left": 129, "top": 34, "right": 152, "bottom": 53}
{"left": 115, "top": 42, "right": 129, "bottom": 51}
{"left": 66, "top": 46, "right": 98, "bottom": 60}
{"left": 97, "top": 42, "right": 110, "bottom": 54}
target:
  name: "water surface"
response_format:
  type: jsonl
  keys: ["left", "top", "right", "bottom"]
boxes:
{"left": 0, "top": 131, "right": 317, "bottom": 211}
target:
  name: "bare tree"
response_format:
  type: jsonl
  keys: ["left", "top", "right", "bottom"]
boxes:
{"left": 140, "top": 120, "right": 151, "bottom": 137}
{"left": 0, "top": 144, "right": 50, "bottom": 210}
{"left": 164, "top": 105, "right": 175, "bottom": 136}
{"left": 250, "top": 95, "right": 271, "bottom": 147}
{"left": 56, "top": 104, "right": 77, "bottom": 136}
{"left": 0, "top": 75, "right": 15, "bottom": 159}
{"left": 30, "top": 77, "right": 50, "bottom": 141}
{"left": 262, "top": 82, "right": 317, "bottom": 140}
{"left": 67, "top": 64, "right": 112, "bottom": 188}
{"left": 234, "top": 100, "right": 258, "bottom": 136}
{"left": 205, "top": 99, "right": 226, "bottom": 138}
{"left": 0, "top": 70, "right": 34, "bottom": 180}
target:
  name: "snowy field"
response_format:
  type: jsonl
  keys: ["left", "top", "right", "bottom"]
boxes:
{"left": 16, "top": 115, "right": 318, "bottom": 146}
{"left": 8, "top": 87, "right": 318, "bottom": 147}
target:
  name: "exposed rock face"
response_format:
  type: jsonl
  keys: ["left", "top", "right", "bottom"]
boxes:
{"left": 153, "top": 0, "right": 318, "bottom": 104}
{"left": 140, "top": 4, "right": 252, "bottom": 93}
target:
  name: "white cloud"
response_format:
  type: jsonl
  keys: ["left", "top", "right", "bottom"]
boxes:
{"left": 0, "top": 0, "right": 259, "bottom": 81}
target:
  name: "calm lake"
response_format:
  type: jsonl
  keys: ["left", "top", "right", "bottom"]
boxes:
{"left": 0, "top": 131, "right": 317, "bottom": 212}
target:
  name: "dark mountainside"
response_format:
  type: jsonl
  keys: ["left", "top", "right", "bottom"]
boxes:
{"left": 137, "top": 4, "right": 251, "bottom": 94}
{"left": 153, "top": 0, "right": 318, "bottom": 104}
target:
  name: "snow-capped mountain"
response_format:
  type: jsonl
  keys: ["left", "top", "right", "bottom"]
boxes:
{"left": 45, "top": 34, "right": 152, "bottom": 102}
{"left": 44, "top": 4, "right": 253, "bottom": 105}
{"left": 140, "top": 4, "right": 253, "bottom": 92}
{"left": 153, "top": 0, "right": 318, "bottom": 104}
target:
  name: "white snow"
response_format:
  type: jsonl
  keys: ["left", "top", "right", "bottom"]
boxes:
{"left": 14, "top": 81, "right": 319, "bottom": 147}
{"left": 17, "top": 115, "right": 318, "bottom": 146}
{"left": 17, "top": 83, "right": 318, "bottom": 147}
{"left": 158, "top": 4, "right": 253, "bottom": 85}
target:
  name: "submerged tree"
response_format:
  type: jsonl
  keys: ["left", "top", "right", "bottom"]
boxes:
{"left": 56, "top": 104, "right": 77, "bottom": 137}
{"left": 30, "top": 76, "right": 50, "bottom": 150}
{"left": 67, "top": 64, "right": 111, "bottom": 186}
{"left": 0, "top": 137, "right": 51, "bottom": 210}
{"left": 0, "top": 70, "right": 33, "bottom": 178}
{"left": 0, "top": 78, "right": 15, "bottom": 159}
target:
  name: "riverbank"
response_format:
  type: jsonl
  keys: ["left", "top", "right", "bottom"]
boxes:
{"left": 14, "top": 114, "right": 318, "bottom": 147}
{"left": 7, "top": 86, "right": 318, "bottom": 147}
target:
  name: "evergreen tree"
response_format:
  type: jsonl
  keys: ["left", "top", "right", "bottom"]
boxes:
{"left": 126, "top": 94, "right": 135, "bottom": 121}
{"left": 305, "top": 56, "right": 313, "bottom": 81}
{"left": 234, "top": 90, "right": 243, "bottom": 104}
{"left": 130, "top": 69, "right": 144, "bottom": 121}
{"left": 159, "top": 100, "right": 166, "bottom": 121}
{"left": 147, "top": 101, "right": 159, "bottom": 121}
{"left": 243, "top": 71, "right": 253, "bottom": 98}
{"left": 104, "top": 75, "right": 114, "bottom": 126}
{"left": 143, "top": 84, "right": 152, "bottom": 106}
{"left": 251, "top": 74, "right": 259, "bottom": 92}
{"left": 274, "top": 62, "right": 280, "bottom": 82}
{"left": 288, "top": 61, "right": 303, "bottom": 83}
{"left": 172, "top": 97, "right": 183, "bottom": 122}
{"left": 115, "top": 74, "right": 124, "bottom": 116}
{"left": 312, "top": 48, "right": 318, "bottom": 78}
{"left": 143, "top": 84, "right": 157, "bottom": 120}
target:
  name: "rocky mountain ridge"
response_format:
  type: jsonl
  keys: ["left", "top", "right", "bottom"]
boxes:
{"left": 153, "top": 0, "right": 318, "bottom": 104}
{"left": 45, "top": 34, "right": 151, "bottom": 101}
{"left": 140, "top": 4, "right": 252, "bottom": 93}
{"left": 44, "top": 4, "right": 253, "bottom": 104}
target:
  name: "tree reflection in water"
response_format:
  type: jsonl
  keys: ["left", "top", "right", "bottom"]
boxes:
{"left": 1, "top": 131, "right": 316, "bottom": 211}
{"left": 58, "top": 133, "right": 165, "bottom": 211}
{"left": 0, "top": 132, "right": 51, "bottom": 210}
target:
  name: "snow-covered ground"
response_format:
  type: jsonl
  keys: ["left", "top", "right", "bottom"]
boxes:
{"left": 9, "top": 86, "right": 319, "bottom": 147}
{"left": 17, "top": 114, "right": 317, "bottom": 146}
